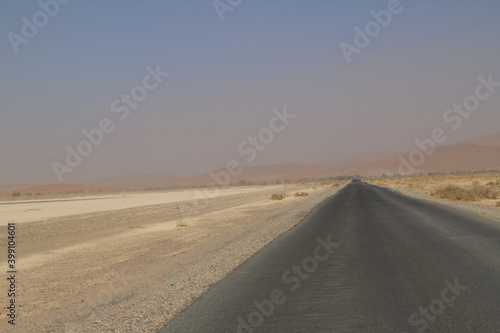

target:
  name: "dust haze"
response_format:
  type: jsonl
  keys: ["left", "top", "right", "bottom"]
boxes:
{"left": 1, "top": 0, "right": 499, "bottom": 185}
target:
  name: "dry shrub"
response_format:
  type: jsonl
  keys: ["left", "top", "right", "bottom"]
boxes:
{"left": 294, "top": 192, "right": 309, "bottom": 197}
{"left": 432, "top": 185, "right": 471, "bottom": 201}
{"left": 129, "top": 225, "right": 144, "bottom": 229}
{"left": 432, "top": 185, "right": 499, "bottom": 202}
{"left": 486, "top": 180, "right": 500, "bottom": 187}
{"left": 496, "top": 201, "right": 500, "bottom": 207}
{"left": 472, "top": 186, "right": 499, "bottom": 200}
{"left": 271, "top": 193, "right": 286, "bottom": 200}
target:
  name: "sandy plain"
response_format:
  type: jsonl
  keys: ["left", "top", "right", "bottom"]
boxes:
{"left": 0, "top": 183, "right": 342, "bottom": 332}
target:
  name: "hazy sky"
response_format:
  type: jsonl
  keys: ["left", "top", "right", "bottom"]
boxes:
{"left": 1, "top": 0, "right": 499, "bottom": 184}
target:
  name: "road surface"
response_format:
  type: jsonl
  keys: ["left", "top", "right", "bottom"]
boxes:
{"left": 158, "top": 182, "right": 500, "bottom": 332}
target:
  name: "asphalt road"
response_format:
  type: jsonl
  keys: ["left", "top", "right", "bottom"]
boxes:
{"left": 158, "top": 182, "right": 500, "bottom": 332}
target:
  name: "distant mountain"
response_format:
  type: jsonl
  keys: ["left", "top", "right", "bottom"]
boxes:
{"left": 3, "top": 133, "right": 498, "bottom": 194}
{"left": 163, "top": 132, "right": 500, "bottom": 184}
{"left": 319, "top": 132, "right": 500, "bottom": 176}
{"left": 159, "top": 164, "right": 317, "bottom": 187}
{"left": 0, "top": 184, "right": 38, "bottom": 192}
{"left": 315, "top": 151, "right": 397, "bottom": 170}
{"left": 463, "top": 132, "right": 500, "bottom": 147}
{"left": 145, "top": 132, "right": 500, "bottom": 186}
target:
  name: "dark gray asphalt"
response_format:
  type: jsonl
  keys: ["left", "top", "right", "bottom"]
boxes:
{"left": 158, "top": 183, "right": 500, "bottom": 332}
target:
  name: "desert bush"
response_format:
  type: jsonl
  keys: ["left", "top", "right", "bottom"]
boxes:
{"left": 431, "top": 185, "right": 476, "bottom": 201}
{"left": 432, "top": 185, "right": 499, "bottom": 202}
{"left": 12, "top": 192, "right": 20, "bottom": 197}
{"left": 486, "top": 179, "right": 500, "bottom": 187}
{"left": 471, "top": 186, "right": 499, "bottom": 200}
{"left": 294, "top": 192, "right": 309, "bottom": 197}
{"left": 271, "top": 193, "right": 286, "bottom": 200}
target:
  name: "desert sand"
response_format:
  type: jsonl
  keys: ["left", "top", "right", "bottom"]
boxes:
{"left": 371, "top": 172, "right": 500, "bottom": 208}
{"left": 0, "top": 183, "right": 341, "bottom": 332}
{"left": 371, "top": 173, "right": 500, "bottom": 223}
{"left": 0, "top": 186, "right": 285, "bottom": 225}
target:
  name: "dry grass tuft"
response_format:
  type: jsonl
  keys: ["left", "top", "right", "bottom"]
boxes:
{"left": 271, "top": 193, "right": 286, "bottom": 200}
{"left": 432, "top": 185, "right": 500, "bottom": 202}
{"left": 176, "top": 219, "right": 188, "bottom": 227}
{"left": 294, "top": 192, "right": 309, "bottom": 197}
{"left": 129, "top": 225, "right": 144, "bottom": 229}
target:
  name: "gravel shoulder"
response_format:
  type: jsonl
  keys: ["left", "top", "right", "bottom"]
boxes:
{"left": 0, "top": 184, "right": 341, "bottom": 333}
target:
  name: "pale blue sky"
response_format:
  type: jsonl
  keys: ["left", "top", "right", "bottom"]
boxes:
{"left": 1, "top": 0, "right": 499, "bottom": 184}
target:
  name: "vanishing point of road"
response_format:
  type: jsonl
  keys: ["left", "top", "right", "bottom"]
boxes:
{"left": 159, "top": 182, "right": 500, "bottom": 332}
